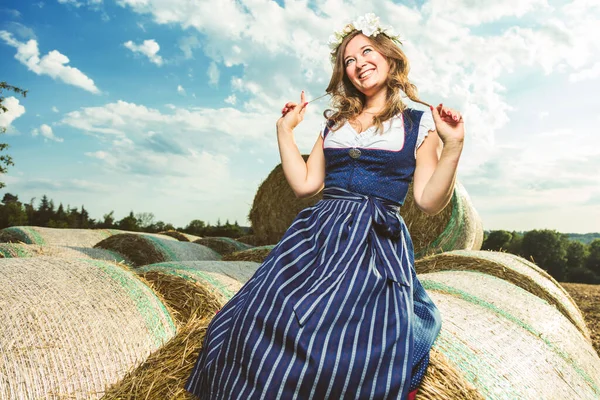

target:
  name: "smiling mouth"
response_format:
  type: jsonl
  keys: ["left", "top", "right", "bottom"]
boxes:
{"left": 359, "top": 69, "right": 375, "bottom": 79}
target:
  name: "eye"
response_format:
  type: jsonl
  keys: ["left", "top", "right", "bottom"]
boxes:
{"left": 364, "top": 48, "right": 372, "bottom": 55}
{"left": 345, "top": 58, "right": 355, "bottom": 67}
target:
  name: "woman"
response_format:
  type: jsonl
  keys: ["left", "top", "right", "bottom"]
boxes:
{"left": 186, "top": 13, "right": 464, "bottom": 399}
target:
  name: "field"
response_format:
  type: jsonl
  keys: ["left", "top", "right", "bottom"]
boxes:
{"left": 561, "top": 282, "right": 600, "bottom": 355}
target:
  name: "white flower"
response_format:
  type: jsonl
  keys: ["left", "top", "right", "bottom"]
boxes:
{"left": 327, "top": 13, "right": 402, "bottom": 60}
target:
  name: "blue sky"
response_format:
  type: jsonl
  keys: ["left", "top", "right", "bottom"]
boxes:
{"left": 1, "top": 0, "right": 599, "bottom": 233}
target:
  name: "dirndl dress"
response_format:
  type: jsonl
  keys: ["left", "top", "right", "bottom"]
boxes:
{"left": 185, "top": 108, "right": 442, "bottom": 399}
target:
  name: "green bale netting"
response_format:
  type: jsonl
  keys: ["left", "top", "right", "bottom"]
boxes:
{"left": 0, "top": 243, "right": 127, "bottom": 264}
{"left": 416, "top": 250, "right": 591, "bottom": 340}
{"left": 137, "top": 261, "right": 260, "bottom": 324}
{"left": 0, "top": 256, "right": 176, "bottom": 400}
{"left": 95, "top": 233, "right": 221, "bottom": 267}
{"left": 420, "top": 271, "right": 600, "bottom": 399}
{"left": 0, "top": 226, "right": 114, "bottom": 247}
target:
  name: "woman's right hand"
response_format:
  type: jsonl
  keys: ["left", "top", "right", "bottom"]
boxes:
{"left": 276, "top": 91, "right": 308, "bottom": 133}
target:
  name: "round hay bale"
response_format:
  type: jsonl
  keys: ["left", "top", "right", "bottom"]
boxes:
{"left": 415, "top": 250, "right": 590, "bottom": 340}
{"left": 136, "top": 261, "right": 260, "bottom": 325}
{"left": 0, "top": 256, "right": 177, "bottom": 400}
{"left": 404, "top": 181, "right": 483, "bottom": 258}
{"left": 0, "top": 243, "right": 129, "bottom": 263}
{"left": 105, "top": 229, "right": 179, "bottom": 241}
{"left": 236, "top": 234, "right": 267, "bottom": 246}
{"left": 158, "top": 230, "right": 202, "bottom": 242}
{"left": 102, "top": 316, "right": 209, "bottom": 400}
{"left": 249, "top": 155, "right": 323, "bottom": 245}
{"left": 0, "top": 226, "right": 114, "bottom": 247}
{"left": 248, "top": 158, "right": 482, "bottom": 255}
{"left": 95, "top": 234, "right": 221, "bottom": 267}
{"left": 419, "top": 271, "right": 600, "bottom": 399}
{"left": 222, "top": 245, "right": 276, "bottom": 263}
{"left": 194, "top": 237, "right": 253, "bottom": 256}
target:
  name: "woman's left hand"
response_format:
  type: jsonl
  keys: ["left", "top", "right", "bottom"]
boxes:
{"left": 430, "top": 104, "right": 464, "bottom": 146}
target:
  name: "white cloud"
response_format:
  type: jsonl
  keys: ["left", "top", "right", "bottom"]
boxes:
{"left": 179, "top": 35, "right": 200, "bottom": 59}
{"left": 31, "top": 124, "right": 64, "bottom": 142}
{"left": 0, "top": 31, "right": 100, "bottom": 93}
{"left": 52, "top": 106, "right": 59, "bottom": 113}
{"left": 539, "top": 111, "right": 549, "bottom": 120}
{"left": 569, "top": 62, "right": 600, "bottom": 82}
{"left": 177, "top": 85, "right": 186, "bottom": 95}
{"left": 207, "top": 61, "right": 219, "bottom": 86}
{"left": 224, "top": 94, "right": 237, "bottom": 105}
{"left": 0, "top": 96, "right": 26, "bottom": 129}
{"left": 123, "top": 39, "right": 163, "bottom": 66}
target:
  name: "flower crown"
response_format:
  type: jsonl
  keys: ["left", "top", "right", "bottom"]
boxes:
{"left": 327, "top": 13, "right": 402, "bottom": 62}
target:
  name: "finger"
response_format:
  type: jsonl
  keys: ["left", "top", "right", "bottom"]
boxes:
{"left": 300, "top": 90, "right": 306, "bottom": 105}
{"left": 300, "top": 102, "right": 308, "bottom": 117}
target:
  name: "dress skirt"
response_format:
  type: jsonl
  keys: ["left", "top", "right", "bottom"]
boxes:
{"left": 185, "top": 187, "right": 442, "bottom": 399}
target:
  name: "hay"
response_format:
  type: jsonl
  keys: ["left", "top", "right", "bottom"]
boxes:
{"left": 415, "top": 250, "right": 591, "bottom": 340}
{"left": 106, "top": 229, "right": 179, "bottom": 241}
{"left": 0, "top": 226, "right": 114, "bottom": 247}
{"left": 222, "top": 245, "right": 276, "bottom": 263}
{"left": 194, "top": 237, "right": 253, "bottom": 256}
{"left": 248, "top": 155, "right": 323, "bottom": 245}
{"left": 101, "top": 316, "right": 208, "bottom": 400}
{"left": 248, "top": 159, "right": 482, "bottom": 254}
{"left": 0, "top": 243, "right": 129, "bottom": 263}
{"left": 0, "top": 256, "right": 177, "bottom": 400}
{"left": 416, "top": 348, "right": 484, "bottom": 399}
{"left": 136, "top": 261, "right": 259, "bottom": 325}
{"left": 419, "top": 271, "right": 600, "bottom": 399}
{"left": 235, "top": 234, "right": 264, "bottom": 246}
{"left": 404, "top": 181, "right": 483, "bottom": 258}
{"left": 95, "top": 234, "right": 221, "bottom": 267}
{"left": 158, "top": 230, "right": 202, "bottom": 242}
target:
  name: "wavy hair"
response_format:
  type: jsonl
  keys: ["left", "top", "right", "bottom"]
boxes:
{"left": 324, "top": 31, "right": 429, "bottom": 133}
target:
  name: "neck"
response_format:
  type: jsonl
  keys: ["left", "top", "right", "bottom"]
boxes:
{"left": 363, "top": 88, "right": 387, "bottom": 113}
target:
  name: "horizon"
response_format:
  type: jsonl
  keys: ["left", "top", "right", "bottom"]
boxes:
{"left": 1, "top": 0, "right": 599, "bottom": 234}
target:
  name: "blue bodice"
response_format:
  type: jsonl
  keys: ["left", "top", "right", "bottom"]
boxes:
{"left": 323, "top": 108, "right": 423, "bottom": 206}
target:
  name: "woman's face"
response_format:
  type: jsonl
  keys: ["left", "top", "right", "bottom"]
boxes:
{"left": 343, "top": 34, "right": 390, "bottom": 97}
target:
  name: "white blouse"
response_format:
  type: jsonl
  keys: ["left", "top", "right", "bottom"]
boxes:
{"left": 320, "top": 111, "right": 435, "bottom": 158}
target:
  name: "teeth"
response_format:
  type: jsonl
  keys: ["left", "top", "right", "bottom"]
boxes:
{"left": 360, "top": 70, "right": 374, "bottom": 79}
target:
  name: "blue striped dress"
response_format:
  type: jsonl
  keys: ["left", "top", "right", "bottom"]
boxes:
{"left": 186, "top": 108, "right": 442, "bottom": 399}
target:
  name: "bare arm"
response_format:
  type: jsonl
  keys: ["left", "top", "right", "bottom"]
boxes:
{"left": 412, "top": 105, "right": 465, "bottom": 215}
{"left": 277, "top": 128, "right": 326, "bottom": 198}
{"left": 275, "top": 91, "right": 325, "bottom": 198}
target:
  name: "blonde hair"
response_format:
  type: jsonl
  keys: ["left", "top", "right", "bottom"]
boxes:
{"left": 325, "top": 31, "right": 429, "bottom": 133}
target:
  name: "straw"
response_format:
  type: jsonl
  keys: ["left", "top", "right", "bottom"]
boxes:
{"left": 0, "top": 256, "right": 176, "bottom": 400}
{"left": 95, "top": 234, "right": 221, "bottom": 267}
{"left": 0, "top": 226, "right": 114, "bottom": 247}
{"left": 222, "top": 245, "right": 276, "bottom": 263}
{"left": 415, "top": 250, "right": 591, "bottom": 340}
{"left": 421, "top": 272, "right": 600, "bottom": 399}
{"left": 194, "top": 237, "right": 253, "bottom": 256}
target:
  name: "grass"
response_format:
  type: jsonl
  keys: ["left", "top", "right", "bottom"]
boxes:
{"left": 561, "top": 282, "right": 600, "bottom": 355}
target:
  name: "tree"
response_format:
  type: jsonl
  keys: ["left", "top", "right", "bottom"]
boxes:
{"left": 566, "top": 241, "right": 588, "bottom": 271}
{"left": 586, "top": 239, "right": 600, "bottom": 274}
{"left": 99, "top": 210, "right": 115, "bottom": 229}
{"left": 185, "top": 219, "right": 206, "bottom": 236}
{"left": 0, "top": 82, "right": 27, "bottom": 189}
{"left": 482, "top": 230, "right": 513, "bottom": 251}
{"left": 521, "top": 230, "right": 568, "bottom": 281}
{"left": 135, "top": 212, "right": 155, "bottom": 229}
{"left": 118, "top": 211, "right": 140, "bottom": 231}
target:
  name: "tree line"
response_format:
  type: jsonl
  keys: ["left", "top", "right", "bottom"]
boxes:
{"left": 482, "top": 230, "right": 600, "bottom": 284}
{"left": 0, "top": 193, "right": 248, "bottom": 238}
